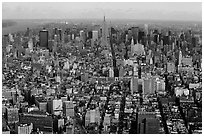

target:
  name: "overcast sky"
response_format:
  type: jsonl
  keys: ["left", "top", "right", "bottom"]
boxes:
{"left": 2, "top": 2, "right": 202, "bottom": 21}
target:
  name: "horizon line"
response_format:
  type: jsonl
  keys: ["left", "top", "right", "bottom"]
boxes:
{"left": 2, "top": 18, "right": 202, "bottom": 23}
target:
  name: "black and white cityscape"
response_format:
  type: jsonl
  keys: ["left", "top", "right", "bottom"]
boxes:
{"left": 2, "top": 2, "right": 202, "bottom": 134}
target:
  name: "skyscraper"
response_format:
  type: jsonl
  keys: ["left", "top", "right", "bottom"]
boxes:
{"left": 39, "top": 29, "right": 48, "bottom": 48}
{"left": 92, "top": 30, "right": 98, "bottom": 42}
{"left": 101, "top": 16, "right": 109, "bottom": 47}
{"left": 179, "top": 50, "right": 182, "bottom": 66}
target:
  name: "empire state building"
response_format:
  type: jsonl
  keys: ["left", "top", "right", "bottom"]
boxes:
{"left": 101, "top": 16, "right": 109, "bottom": 47}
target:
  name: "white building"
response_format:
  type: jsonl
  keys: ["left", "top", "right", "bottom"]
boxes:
{"left": 92, "top": 30, "right": 98, "bottom": 41}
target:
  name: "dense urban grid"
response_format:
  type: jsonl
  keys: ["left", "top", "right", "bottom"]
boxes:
{"left": 2, "top": 17, "right": 202, "bottom": 134}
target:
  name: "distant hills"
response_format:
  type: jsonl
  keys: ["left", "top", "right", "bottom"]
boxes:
{"left": 2, "top": 20, "right": 43, "bottom": 35}
{"left": 2, "top": 20, "right": 17, "bottom": 28}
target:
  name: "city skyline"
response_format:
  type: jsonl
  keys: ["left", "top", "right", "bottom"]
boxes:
{"left": 3, "top": 2, "right": 202, "bottom": 21}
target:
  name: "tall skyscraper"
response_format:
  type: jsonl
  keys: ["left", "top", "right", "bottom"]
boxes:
{"left": 39, "top": 29, "right": 48, "bottom": 48}
{"left": 101, "top": 16, "right": 109, "bottom": 47}
{"left": 131, "top": 77, "right": 138, "bottom": 94}
{"left": 179, "top": 50, "right": 182, "bottom": 66}
{"left": 92, "top": 30, "right": 98, "bottom": 41}
{"left": 132, "top": 27, "right": 139, "bottom": 43}
{"left": 144, "top": 24, "right": 148, "bottom": 35}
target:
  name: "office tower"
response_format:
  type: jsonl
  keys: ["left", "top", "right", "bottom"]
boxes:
{"left": 182, "top": 57, "right": 193, "bottom": 67}
{"left": 5, "top": 107, "right": 19, "bottom": 124}
{"left": 154, "top": 34, "right": 158, "bottom": 44}
{"left": 90, "top": 109, "right": 96, "bottom": 123}
{"left": 167, "top": 62, "right": 175, "bottom": 73}
{"left": 137, "top": 112, "right": 160, "bottom": 134}
{"left": 143, "top": 78, "right": 152, "bottom": 95}
{"left": 179, "top": 50, "right": 182, "bottom": 66}
{"left": 192, "top": 37, "right": 197, "bottom": 47}
{"left": 87, "top": 31, "right": 93, "bottom": 39}
{"left": 19, "top": 111, "right": 53, "bottom": 132}
{"left": 25, "top": 27, "right": 31, "bottom": 37}
{"left": 28, "top": 38, "right": 33, "bottom": 51}
{"left": 103, "top": 114, "right": 111, "bottom": 129}
{"left": 58, "top": 29, "right": 62, "bottom": 41}
{"left": 131, "top": 77, "right": 138, "bottom": 94}
{"left": 129, "top": 120, "right": 138, "bottom": 133}
{"left": 18, "top": 123, "right": 33, "bottom": 134}
{"left": 156, "top": 80, "right": 165, "bottom": 92}
{"left": 79, "top": 30, "right": 84, "bottom": 40}
{"left": 85, "top": 110, "right": 91, "bottom": 126}
{"left": 2, "top": 35, "right": 9, "bottom": 48}
{"left": 102, "top": 16, "right": 109, "bottom": 47}
{"left": 65, "top": 28, "right": 70, "bottom": 35}
{"left": 47, "top": 99, "right": 63, "bottom": 115}
{"left": 63, "top": 101, "right": 74, "bottom": 117}
{"left": 92, "top": 30, "right": 98, "bottom": 41}
{"left": 109, "top": 67, "right": 114, "bottom": 77}
{"left": 54, "top": 28, "right": 58, "bottom": 35}
{"left": 131, "top": 37, "right": 135, "bottom": 55}
{"left": 39, "top": 29, "right": 48, "bottom": 48}
{"left": 71, "top": 33, "right": 75, "bottom": 40}
{"left": 35, "top": 97, "right": 47, "bottom": 112}
{"left": 144, "top": 24, "right": 148, "bottom": 35}
{"left": 138, "top": 66, "right": 141, "bottom": 79}
{"left": 95, "top": 107, "right": 100, "bottom": 124}
{"left": 99, "top": 27, "right": 102, "bottom": 38}
{"left": 163, "top": 36, "right": 169, "bottom": 45}
{"left": 8, "top": 33, "right": 14, "bottom": 43}
{"left": 127, "top": 28, "right": 133, "bottom": 41}
{"left": 138, "top": 31, "right": 145, "bottom": 44}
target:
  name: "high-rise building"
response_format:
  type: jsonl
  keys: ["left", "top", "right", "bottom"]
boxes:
{"left": 144, "top": 24, "right": 148, "bottom": 35}
{"left": 47, "top": 99, "right": 63, "bottom": 115}
{"left": 5, "top": 107, "right": 19, "bottom": 124}
{"left": 90, "top": 109, "right": 96, "bottom": 123}
{"left": 85, "top": 110, "right": 90, "bottom": 126}
{"left": 179, "top": 50, "right": 182, "bottom": 66}
{"left": 63, "top": 101, "right": 74, "bottom": 117}
{"left": 137, "top": 112, "right": 160, "bottom": 134}
{"left": 167, "top": 62, "right": 175, "bottom": 73}
{"left": 163, "top": 36, "right": 169, "bottom": 45}
{"left": 58, "top": 29, "right": 62, "bottom": 41}
{"left": 138, "top": 31, "right": 145, "bottom": 44}
{"left": 109, "top": 67, "right": 114, "bottom": 77}
{"left": 92, "top": 30, "right": 98, "bottom": 41}
{"left": 39, "top": 29, "right": 48, "bottom": 48}
{"left": 143, "top": 78, "right": 155, "bottom": 95}
{"left": 101, "top": 16, "right": 109, "bottom": 47}
{"left": 18, "top": 123, "right": 33, "bottom": 134}
{"left": 131, "top": 77, "right": 138, "bottom": 94}
{"left": 19, "top": 111, "right": 53, "bottom": 132}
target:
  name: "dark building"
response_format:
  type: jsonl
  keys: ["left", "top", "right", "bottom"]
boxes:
{"left": 138, "top": 31, "right": 145, "bottom": 44}
{"left": 25, "top": 28, "right": 30, "bottom": 37}
{"left": 163, "top": 36, "right": 169, "bottom": 45}
{"left": 129, "top": 120, "right": 137, "bottom": 133}
{"left": 53, "top": 28, "right": 58, "bottom": 39}
{"left": 132, "top": 27, "right": 139, "bottom": 43}
{"left": 192, "top": 37, "right": 197, "bottom": 47}
{"left": 39, "top": 30, "right": 49, "bottom": 48}
{"left": 138, "top": 112, "right": 160, "bottom": 134}
{"left": 58, "top": 29, "right": 62, "bottom": 41}
{"left": 19, "top": 111, "right": 53, "bottom": 132}
{"left": 65, "top": 28, "right": 71, "bottom": 35}
{"left": 87, "top": 31, "right": 93, "bottom": 39}
{"left": 154, "top": 34, "right": 158, "bottom": 44}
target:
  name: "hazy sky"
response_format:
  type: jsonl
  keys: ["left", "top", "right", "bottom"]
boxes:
{"left": 2, "top": 2, "right": 202, "bottom": 21}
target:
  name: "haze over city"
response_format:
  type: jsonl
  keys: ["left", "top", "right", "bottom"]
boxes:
{"left": 3, "top": 2, "right": 202, "bottom": 21}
